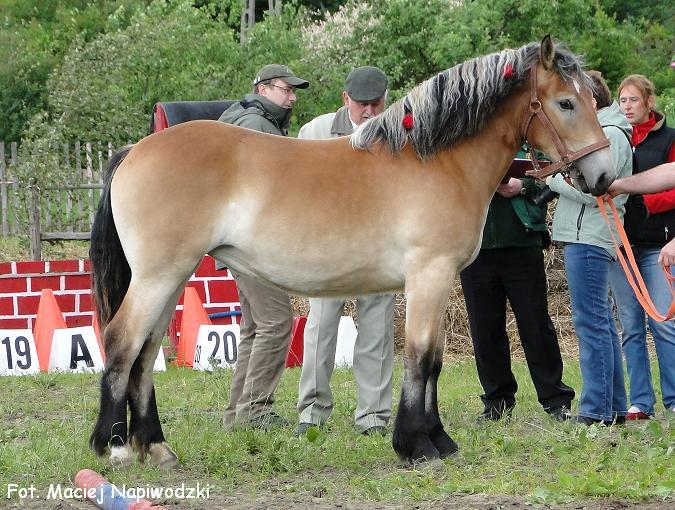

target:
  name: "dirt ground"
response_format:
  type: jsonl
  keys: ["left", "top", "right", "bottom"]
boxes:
{"left": 4, "top": 486, "right": 672, "bottom": 510}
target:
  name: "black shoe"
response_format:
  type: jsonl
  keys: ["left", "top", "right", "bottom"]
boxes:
{"left": 574, "top": 415, "right": 625, "bottom": 426}
{"left": 476, "top": 406, "right": 513, "bottom": 423}
{"left": 295, "top": 422, "right": 316, "bottom": 436}
{"left": 547, "top": 405, "right": 572, "bottom": 422}
{"left": 244, "top": 411, "right": 291, "bottom": 430}
{"left": 362, "top": 425, "right": 387, "bottom": 436}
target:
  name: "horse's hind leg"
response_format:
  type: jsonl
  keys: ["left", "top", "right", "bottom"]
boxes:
{"left": 393, "top": 263, "right": 455, "bottom": 463}
{"left": 90, "top": 278, "right": 186, "bottom": 466}
{"left": 127, "top": 287, "right": 184, "bottom": 468}
{"left": 425, "top": 317, "right": 458, "bottom": 458}
{"left": 90, "top": 298, "right": 140, "bottom": 466}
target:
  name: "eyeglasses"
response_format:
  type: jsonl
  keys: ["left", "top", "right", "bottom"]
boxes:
{"left": 266, "top": 83, "right": 296, "bottom": 95}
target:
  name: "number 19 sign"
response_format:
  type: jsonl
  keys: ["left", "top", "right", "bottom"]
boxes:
{"left": 0, "top": 330, "right": 40, "bottom": 376}
{"left": 193, "top": 324, "right": 240, "bottom": 371}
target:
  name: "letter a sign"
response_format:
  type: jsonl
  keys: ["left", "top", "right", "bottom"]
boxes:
{"left": 49, "top": 327, "right": 104, "bottom": 373}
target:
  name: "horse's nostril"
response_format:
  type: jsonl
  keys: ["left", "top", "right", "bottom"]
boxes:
{"left": 592, "top": 172, "right": 612, "bottom": 196}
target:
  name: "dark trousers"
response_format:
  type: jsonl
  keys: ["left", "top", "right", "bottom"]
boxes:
{"left": 460, "top": 247, "right": 574, "bottom": 412}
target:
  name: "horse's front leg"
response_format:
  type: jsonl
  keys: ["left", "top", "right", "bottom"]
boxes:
{"left": 393, "top": 265, "right": 456, "bottom": 462}
{"left": 424, "top": 317, "right": 458, "bottom": 458}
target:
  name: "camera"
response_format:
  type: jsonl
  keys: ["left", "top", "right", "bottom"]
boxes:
{"left": 531, "top": 186, "right": 559, "bottom": 207}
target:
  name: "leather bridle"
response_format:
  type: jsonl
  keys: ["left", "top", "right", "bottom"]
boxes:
{"left": 521, "top": 66, "right": 610, "bottom": 179}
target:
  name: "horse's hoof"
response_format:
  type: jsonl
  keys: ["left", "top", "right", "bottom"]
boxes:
{"left": 430, "top": 429, "right": 459, "bottom": 458}
{"left": 147, "top": 442, "right": 179, "bottom": 469}
{"left": 409, "top": 444, "right": 440, "bottom": 464}
{"left": 412, "top": 457, "right": 445, "bottom": 471}
{"left": 109, "top": 444, "right": 135, "bottom": 468}
{"left": 394, "top": 433, "right": 440, "bottom": 463}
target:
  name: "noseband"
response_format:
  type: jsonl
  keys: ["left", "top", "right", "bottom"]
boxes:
{"left": 521, "top": 66, "right": 610, "bottom": 179}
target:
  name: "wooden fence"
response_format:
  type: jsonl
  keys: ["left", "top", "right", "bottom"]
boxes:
{"left": 1, "top": 141, "right": 111, "bottom": 260}
{"left": 0, "top": 142, "right": 20, "bottom": 237}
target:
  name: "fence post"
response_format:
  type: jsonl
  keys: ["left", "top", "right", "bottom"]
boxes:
{"left": 10, "top": 143, "right": 19, "bottom": 234}
{"left": 86, "top": 143, "right": 95, "bottom": 226}
{"left": 28, "top": 184, "right": 41, "bottom": 261}
{"left": 1, "top": 142, "right": 8, "bottom": 236}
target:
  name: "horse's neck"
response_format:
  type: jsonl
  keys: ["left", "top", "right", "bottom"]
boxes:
{"left": 437, "top": 91, "right": 527, "bottom": 202}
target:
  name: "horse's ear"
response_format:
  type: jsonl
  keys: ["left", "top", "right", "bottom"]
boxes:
{"left": 540, "top": 35, "right": 554, "bottom": 70}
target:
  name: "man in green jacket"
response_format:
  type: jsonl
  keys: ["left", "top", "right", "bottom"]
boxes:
{"left": 460, "top": 156, "right": 575, "bottom": 422}
{"left": 218, "top": 64, "right": 309, "bottom": 430}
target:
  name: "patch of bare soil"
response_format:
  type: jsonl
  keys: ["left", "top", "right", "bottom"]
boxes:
{"left": 187, "top": 492, "right": 673, "bottom": 510}
{"left": 4, "top": 489, "right": 672, "bottom": 510}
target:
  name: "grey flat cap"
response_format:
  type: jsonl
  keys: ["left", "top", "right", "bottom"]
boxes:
{"left": 345, "top": 66, "right": 388, "bottom": 102}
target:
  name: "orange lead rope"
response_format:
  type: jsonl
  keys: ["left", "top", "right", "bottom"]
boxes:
{"left": 597, "top": 195, "right": 675, "bottom": 321}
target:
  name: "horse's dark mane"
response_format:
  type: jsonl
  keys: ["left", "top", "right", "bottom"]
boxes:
{"left": 351, "top": 41, "right": 590, "bottom": 160}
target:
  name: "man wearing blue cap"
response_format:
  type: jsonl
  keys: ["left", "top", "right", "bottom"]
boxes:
{"left": 296, "top": 66, "right": 395, "bottom": 436}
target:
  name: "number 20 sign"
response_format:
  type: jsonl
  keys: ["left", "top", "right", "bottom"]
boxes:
{"left": 193, "top": 324, "right": 240, "bottom": 371}
{"left": 0, "top": 330, "right": 40, "bottom": 376}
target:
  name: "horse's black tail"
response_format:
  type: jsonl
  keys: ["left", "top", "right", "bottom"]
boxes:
{"left": 90, "top": 146, "right": 133, "bottom": 331}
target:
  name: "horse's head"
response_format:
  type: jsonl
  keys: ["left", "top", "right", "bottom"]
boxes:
{"left": 523, "top": 36, "right": 615, "bottom": 196}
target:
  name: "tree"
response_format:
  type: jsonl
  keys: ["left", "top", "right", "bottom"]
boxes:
{"left": 0, "top": 0, "right": 151, "bottom": 141}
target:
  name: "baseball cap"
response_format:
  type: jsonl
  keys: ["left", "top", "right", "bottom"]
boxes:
{"left": 253, "top": 64, "right": 309, "bottom": 89}
{"left": 345, "top": 66, "right": 388, "bottom": 102}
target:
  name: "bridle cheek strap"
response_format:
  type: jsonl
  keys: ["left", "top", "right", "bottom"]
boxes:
{"left": 520, "top": 66, "right": 610, "bottom": 179}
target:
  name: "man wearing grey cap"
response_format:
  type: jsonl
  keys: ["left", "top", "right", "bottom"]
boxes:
{"left": 218, "top": 64, "right": 309, "bottom": 430}
{"left": 296, "top": 66, "right": 395, "bottom": 436}
{"left": 218, "top": 63, "right": 309, "bottom": 135}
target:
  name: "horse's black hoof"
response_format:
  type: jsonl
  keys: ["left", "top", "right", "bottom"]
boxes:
{"left": 410, "top": 438, "right": 440, "bottom": 463}
{"left": 393, "top": 433, "right": 440, "bottom": 463}
{"left": 430, "top": 428, "right": 459, "bottom": 458}
{"left": 89, "top": 429, "right": 111, "bottom": 457}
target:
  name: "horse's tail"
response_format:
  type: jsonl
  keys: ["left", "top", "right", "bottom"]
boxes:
{"left": 90, "top": 146, "right": 133, "bottom": 331}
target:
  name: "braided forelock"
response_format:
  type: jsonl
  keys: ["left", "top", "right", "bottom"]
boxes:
{"left": 351, "top": 40, "right": 589, "bottom": 159}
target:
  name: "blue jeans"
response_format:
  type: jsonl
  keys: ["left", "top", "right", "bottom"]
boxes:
{"left": 564, "top": 244, "right": 627, "bottom": 421}
{"left": 609, "top": 246, "right": 675, "bottom": 413}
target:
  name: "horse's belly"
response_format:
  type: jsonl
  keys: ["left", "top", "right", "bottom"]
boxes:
{"left": 209, "top": 245, "right": 403, "bottom": 297}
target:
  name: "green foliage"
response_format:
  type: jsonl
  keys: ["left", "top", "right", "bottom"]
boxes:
{"left": 13, "top": 0, "right": 243, "bottom": 204}
{"left": 601, "top": 0, "right": 675, "bottom": 26}
{"left": 6, "top": 0, "right": 674, "bottom": 192}
{"left": 0, "top": 0, "right": 150, "bottom": 141}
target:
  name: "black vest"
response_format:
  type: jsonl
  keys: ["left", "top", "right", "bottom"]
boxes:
{"left": 623, "top": 120, "right": 675, "bottom": 247}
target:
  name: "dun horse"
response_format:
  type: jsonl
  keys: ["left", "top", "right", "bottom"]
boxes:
{"left": 90, "top": 36, "right": 615, "bottom": 466}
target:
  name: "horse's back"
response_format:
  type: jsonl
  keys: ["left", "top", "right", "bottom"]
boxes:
{"left": 109, "top": 120, "right": 480, "bottom": 295}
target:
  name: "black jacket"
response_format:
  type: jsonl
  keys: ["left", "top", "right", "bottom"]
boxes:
{"left": 624, "top": 113, "right": 675, "bottom": 247}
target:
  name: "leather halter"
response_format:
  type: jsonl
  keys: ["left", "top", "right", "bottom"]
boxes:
{"left": 521, "top": 66, "right": 610, "bottom": 179}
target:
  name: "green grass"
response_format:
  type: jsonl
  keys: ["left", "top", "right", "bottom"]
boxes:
{"left": 0, "top": 235, "right": 89, "bottom": 262}
{"left": 1, "top": 359, "right": 673, "bottom": 506}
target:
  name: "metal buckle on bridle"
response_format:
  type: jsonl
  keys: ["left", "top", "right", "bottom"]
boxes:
{"left": 529, "top": 100, "right": 542, "bottom": 113}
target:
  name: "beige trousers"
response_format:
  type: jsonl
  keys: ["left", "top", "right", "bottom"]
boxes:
{"left": 223, "top": 271, "right": 293, "bottom": 426}
{"left": 297, "top": 294, "right": 395, "bottom": 432}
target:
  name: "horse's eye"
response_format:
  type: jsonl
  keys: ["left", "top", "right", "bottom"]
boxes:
{"left": 559, "top": 99, "right": 574, "bottom": 111}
